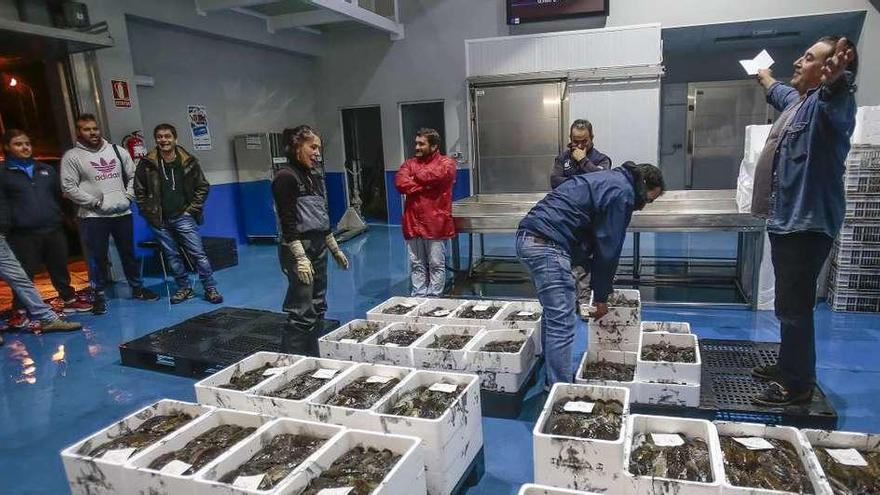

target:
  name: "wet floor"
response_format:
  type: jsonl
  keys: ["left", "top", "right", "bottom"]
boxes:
{"left": 1, "top": 225, "right": 879, "bottom": 494}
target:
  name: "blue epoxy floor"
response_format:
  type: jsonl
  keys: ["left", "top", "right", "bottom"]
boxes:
{"left": 1, "top": 225, "right": 879, "bottom": 494}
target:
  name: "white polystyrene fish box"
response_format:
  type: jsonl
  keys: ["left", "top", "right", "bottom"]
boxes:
{"left": 304, "top": 362, "right": 413, "bottom": 431}
{"left": 128, "top": 409, "right": 271, "bottom": 495}
{"left": 636, "top": 380, "right": 700, "bottom": 407}
{"left": 640, "top": 321, "right": 691, "bottom": 334}
{"left": 467, "top": 328, "right": 536, "bottom": 374}
{"left": 61, "top": 399, "right": 213, "bottom": 495}
{"left": 406, "top": 298, "right": 470, "bottom": 325}
{"left": 588, "top": 322, "right": 639, "bottom": 352}
{"left": 477, "top": 366, "right": 532, "bottom": 393}
{"left": 373, "top": 370, "right": 483, "bottom": 495}
{"left": 277, "top": 429, "right": 427, "bottom": 495}
{"left": 447, "top": 300, "right": 512, "bottom": 326}
{"left": 490, "top": 300, "right": 543, "bottom": 356}
{"left": 360, "top": 322, "right": 437, "bottom": 367}
{"left": 636, "top": 332, "right": 701, "bottom": 385}
{"left": 589, "top": 289, "right": 641, "bottom": 327}
{"left": 715, "top": 422, "right": 832, "bottom": 495}
{"left": 194, "top": 352, "right": 302, "bottom": 410}
{"left": 365, "top": 297, "right": 428, "bottom": 323}
{"left": 620, "top": 414, "right": 724, "bottom": 495}
{"left": 318, "top": 319, "right": 388, "bottom": 362}
{"left": 518, "top": 484, "right": 603, "bottom": 494}
{"left": 533, "top": 383, "right": 631, "bottom": 493}
{"left": 245, "top": 357, "right": 356, "bottom": 419}
{"left": 194, "top": 418, "right": 345, "bottom": 495}
{"left": 575, "top": 349, "right": 637, "bottom": 396}
{"left": 411, "top": 324, "right": 484, "bottom": 371}
{"left": 803, "top": 428, "right": 880, "bottom": 495}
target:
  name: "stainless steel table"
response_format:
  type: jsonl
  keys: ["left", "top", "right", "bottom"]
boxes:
{"left": 451, "top": 190, "right": 766, "bottom": 309}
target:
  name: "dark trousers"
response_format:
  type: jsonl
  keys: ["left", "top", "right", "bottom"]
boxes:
{"left": 80, "top": 215, "right": 143, "bottom": 293}
{"left": 278, "top": 234, "right": 328, "bottom": 355}
{"left": 769, "top": 231, "right": 833, "bottom": 393}
{"left": 7, "top": 228, "right": 76, "bottom": 308}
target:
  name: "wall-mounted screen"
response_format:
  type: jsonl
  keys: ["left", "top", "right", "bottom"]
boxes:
{"left": 507, "top": 0, "right": 609, "bottom": 25}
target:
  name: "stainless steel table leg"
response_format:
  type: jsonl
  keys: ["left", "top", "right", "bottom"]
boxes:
{"left": 750, "top": 230, "right": 763, "bottom": 311}
{"left": 633, "top": 232, "right": 641, "bottom": 282}
{"left": 452, "top": 234, "right": 461, "bottom": 272}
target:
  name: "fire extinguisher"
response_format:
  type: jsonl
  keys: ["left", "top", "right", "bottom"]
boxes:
{"left": 123, "top": 131, "right": 147, "bottom": 160}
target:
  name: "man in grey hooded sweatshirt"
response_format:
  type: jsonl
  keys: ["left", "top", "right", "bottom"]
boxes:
{"left": 61, "top": 114, "right": 160, "bottom": 314}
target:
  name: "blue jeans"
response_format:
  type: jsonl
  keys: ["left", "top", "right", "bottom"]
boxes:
{"left": 0, "top": 235, "right": 57, "bottom": 322}
{"left": 152, "top": 214, "right": 217, "bottom": 290}
{"left": 516, "top": 229, "right": 578, "bottom": 387}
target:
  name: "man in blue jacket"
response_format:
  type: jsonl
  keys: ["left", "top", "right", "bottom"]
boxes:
{"left": 750, "top": 37, "right": 858, "bottom": 406}
{"left": 518, "top": 162, "right": 665, "bottom": 387}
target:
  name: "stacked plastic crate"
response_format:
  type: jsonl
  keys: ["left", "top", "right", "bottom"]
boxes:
{"left": 828, "top": 144, "right": 880, "bottom": 312}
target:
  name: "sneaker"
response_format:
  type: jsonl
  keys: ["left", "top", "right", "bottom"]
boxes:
{"left": 170, "top": 287, "right": 195, "bottom": 305}
{"left": 40, "top": 318, "right": 82, "bottom": 333}
{"left": 752, "top": 381, "right": 813, "bottom": 407}
{"left": 205, "top": 287, "right": 224, "bottom": 304}
{"left": 63, "top": 296, "right": 94, "bottom": 314}
{"left": 92, "top": 296, "right": 108, "bottom": 315}
{"left": 7, "top": 310, "right": 30, "bottom": 329}
{"left": 132, "top": 287, "right": 160, "bottom": 301}
{"left": 752, "top": 364, "right": 783, "bottom": 382}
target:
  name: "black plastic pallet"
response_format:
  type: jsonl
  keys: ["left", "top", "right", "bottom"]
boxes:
{"left": 480, "top": 356, "right": 542, "bottom": 419}
{"left": 450, "top": 446, "right": 486, "bottom": 495}
{"left": 119, "top": 306, "right": 339, "bottom": 378}
{"left": 632, "top": 339, "right": 838, "bottom": 430}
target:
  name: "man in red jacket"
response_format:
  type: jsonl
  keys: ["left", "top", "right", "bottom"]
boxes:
{"left": 394, "top": 128, "right": 456, "bottom": 296}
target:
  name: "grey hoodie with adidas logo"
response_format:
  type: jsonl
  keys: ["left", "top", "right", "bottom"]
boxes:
{"left": 60, "top": 139, "right": 136, "bottom": 218}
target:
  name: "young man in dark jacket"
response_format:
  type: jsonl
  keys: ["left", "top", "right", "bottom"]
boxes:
{"left": 518, "top": 162, "right": 664, "bottom": 388}
{"left": 1, "top": 129, "right": 92, "bottom": 328}
{"left": 134, "top": 123, "right": 222, "bottom": 304}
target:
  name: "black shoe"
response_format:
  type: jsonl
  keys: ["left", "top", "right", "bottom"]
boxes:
{"left": 752, "top": 364, "right": 783, "bottom": 382}
{"left": 92, "top": 296, "right": 108, "bottom": 315}
{"left": 752, "top": 381, "right": 813, "bottom": 406}
{"left": 170, "top": 287, "right": 195, "bottom": 305}
{"left": 205, "top": 287, "right": 223, "bottom": 304}
{"left": 132, "top": 287, "right": 160, "bottom": 301}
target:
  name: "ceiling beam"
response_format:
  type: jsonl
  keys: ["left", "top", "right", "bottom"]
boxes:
{"left": 301, "top": 0, "right": 404, "bottom": 40}
{"left": 267, "top": 10, "right": 349, "bottom": 33}
{"left": 195, "top": 0, "right": 276, "bottom": 15}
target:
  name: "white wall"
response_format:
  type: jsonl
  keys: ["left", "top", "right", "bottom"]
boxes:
{"left": 316, "top": 0, "right": 880, "bottom": 176}
{"left": 127, "top": 18, "right": 318, "bottom": 184}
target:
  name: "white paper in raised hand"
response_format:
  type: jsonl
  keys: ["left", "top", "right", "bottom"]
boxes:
{"left": 739, "top": 49, "right": 774, "bottom": 75}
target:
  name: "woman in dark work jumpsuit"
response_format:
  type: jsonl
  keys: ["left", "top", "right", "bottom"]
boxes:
{"left": 271, "top": 126, "right": 349, "bottom": 355}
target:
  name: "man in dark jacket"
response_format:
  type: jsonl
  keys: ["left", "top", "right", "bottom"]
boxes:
{"left": 750, "top": 36, "right": 857, "bottom": 406}
{"left": 134, "top": 123, "right": 222, "bottom": 305}
{"left": 550, "top": 119, "right": 613, "bottom": 313}
{"left": 1, "top": 129, "right": 92, "bottom": 328}
{"left": 518, "top": 162, "right": 664, "bottom": 387}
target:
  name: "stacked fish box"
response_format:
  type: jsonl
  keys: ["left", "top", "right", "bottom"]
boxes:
{"left": 195, "top": 354, "right": 483, "bottom": 495}
{"left": 193, "top": 352, "right": 303, "bottom": 410}
{"left": 577, "top": 319, "right": 700, "bottom": 407}
{"left": 828, "top": 141, "right": 880, "bottom": 312}
{"left": 588, "top": 289, "right": 641, "bottom": 352}
{"left": 533, "top": 383, "right": 631, "bottom": 493}
{"left": 62, "top": 404, "right": 427, "bottom": 495}
{"left": 634, "top": 331, "right": 701, "bottom": 407}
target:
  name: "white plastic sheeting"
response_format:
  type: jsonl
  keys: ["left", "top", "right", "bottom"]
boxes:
{"left": 736, "top": 124, "right": 774, "bottom": 310}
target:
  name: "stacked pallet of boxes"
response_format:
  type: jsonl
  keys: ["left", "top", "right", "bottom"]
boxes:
{"left": 828, "top": 120, "right": 880, "bottom": 312}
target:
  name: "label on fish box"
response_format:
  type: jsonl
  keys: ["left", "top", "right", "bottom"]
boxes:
{"left": 366, "top": 375, "right": 394, "bottom": 384}
{"left": 563, "top": 401, "right": 595, "bottom": 414}
{"left": 339, "top": 338, "right": 359, "bottom": 344}
{"left": 399, "top": 301, "right": 418, "bottom": 308}
{"left": 233, "top": 473, "right": 266, "bottom": 490}
{"left": 733, "top": 437, "right": 775, "bottom": 450}
{"left": 516, "top": 311, "right": 535, "bottom": 317}
{"left": 826, "top": 447, "right": 868, "bottom": 466}
{"left": 472, "top": 304, "right": 490, "bottom": 312}
{"left": 317, "top": 488, "right": 354, "bottom": 495}
{"left": 160, "top": 460, "right": 192, "bottom": 475}
{"left": 431, "top": 309, "right": 451, "bottom": 317}
{"left": 429, "top": 383, "right": 459, "bottom": 394}
{"left": 101, "top": 447, "right": 137, "bottom": 462}
{"left": 262, "top": 366, "right": 288, "bottom": 377}
{"left": 385, "top": 343, "right": 401, "bottom": 347}
{"left": 651, "top": 433, "right": 684, "bottom": 447}
{"left": 312, "top": 368, "right": 338, "bottom": 380}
